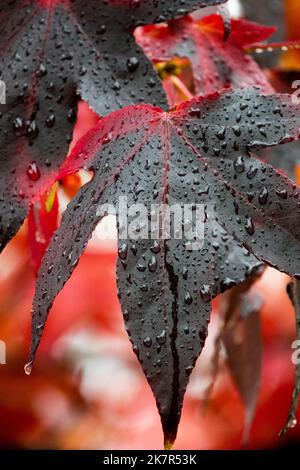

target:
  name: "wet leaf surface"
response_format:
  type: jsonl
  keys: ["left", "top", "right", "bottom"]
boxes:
{"left": 0, "top": 0, "right": 226, "bottom": 252}
{"left": 29, "top": 87, "right": 300, "bottom": 445}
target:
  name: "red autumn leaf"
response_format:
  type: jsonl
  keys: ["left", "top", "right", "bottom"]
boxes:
{"left": 136, "top": 14, "right": 275, "bottom": 95}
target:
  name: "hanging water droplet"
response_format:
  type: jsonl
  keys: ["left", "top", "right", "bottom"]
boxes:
{"left": 24, "top": 361, "right": 33, "bottom": 376}
{"left": 289, "top": 418, "right": 298, "bottom": 429}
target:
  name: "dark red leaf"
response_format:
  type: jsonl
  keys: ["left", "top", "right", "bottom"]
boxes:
{"left": 0, "top": 0, "right": 226, "bottom": 252}
{"left": 29, "top": 88, "right": 300, "bottom": 446}
{"left": 202, "top": 268, "right": 264, "bottom": 422}
{"left": 136, "top": 15, "right": 275, "bottom": 95}
{"left": 222, "top": 292, "right": 263, "bottom": 444}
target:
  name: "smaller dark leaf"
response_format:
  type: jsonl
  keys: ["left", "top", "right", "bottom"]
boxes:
{"left": 222, "top": 291, "right": 263, "bottom": 443}
{"left": 280, "top": 279, "right": 300, "bottom": 436}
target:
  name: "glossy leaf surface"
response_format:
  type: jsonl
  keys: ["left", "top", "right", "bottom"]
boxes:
{"left": 29, "top": 88, "right": 300, "bottom": 445}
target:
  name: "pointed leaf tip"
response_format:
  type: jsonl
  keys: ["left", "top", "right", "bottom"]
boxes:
{"left": 164, "top": 436, "right": 175, "bottom": 451}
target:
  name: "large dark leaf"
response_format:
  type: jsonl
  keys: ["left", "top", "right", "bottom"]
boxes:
{"left": 29, "top": 88, "right": 300, "bottom": 446}
{"left": 136, "top": 14, "right": 275, "bottom": 95}
{"left": 0, "top": 0, "right": 226, "bottom": 252}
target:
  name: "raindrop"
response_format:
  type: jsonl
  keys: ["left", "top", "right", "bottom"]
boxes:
{"left": 221, "top": 278, "right": 236, "bottom": 292}
{"left": 258, "top": 186, "right": 269, "bottom": 205}
{"left": 27, "top": 162, "right": 41, "bottom": 181}
{"left": 24, "top": 361, "right": 33, "bottom": 376}
{"left": 232, "top": 126, "right": 241, "bottom": 137}
{"left": 184, "top": 291, "right": 193, "bottom": 305}
{"left": 245, "top": 216, "right": 255, "bottom": 235}
{"left": 156, "top": 330, "right": 167, "bottom": 345}
{"left": 127, "top": 57, "right": 139, "bottom": 73}
{"left": 200, "top": 284, "right": 212, "bottom": 303}
{"left": 234, "top": 156, "right": 245, "bottom": 173}
{"left": 247, "top": 166, "right": 258, "bottom": 179}
{"left": 26, "top": 120, "right": 39, "bottom": 139}
{"left": 276, "top": 189, "right": 288, "bottom": 199}
{"left": 13, "top": 116, "right": 24, "bottom": 135}
{"left": 45, "top": 114, "right": 55, "bottom": 128}
{"left": 118, "top": 243, "right": 128, "bottom": 260}
{"left": 143, "top": 337, "right": 152, "bottom": 348}
{"left": 148, "top": 255, "right": 158, "bottom": 272}
{"left": 150, "top": 240, "right": 161, "bottom": 254}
